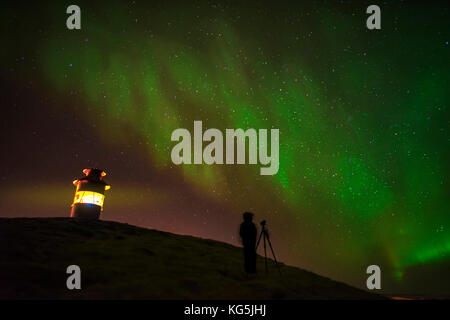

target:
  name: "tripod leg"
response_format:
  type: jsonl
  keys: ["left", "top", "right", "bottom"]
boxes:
{"left": 263, "top": 231, "right": 268, "bottom": 273}
{"left": 255, "top": 230, "right": 263, "bottom": 251}
{"left": 266, "top": 236, "right": 282, "bottom": 277}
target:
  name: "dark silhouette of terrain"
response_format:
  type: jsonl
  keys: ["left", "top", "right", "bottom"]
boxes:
{"left": 0, "top": 218, "right": 385, "bottom": 299}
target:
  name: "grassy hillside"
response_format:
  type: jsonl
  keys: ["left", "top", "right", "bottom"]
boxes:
{"left": 0, "top": 218, "right": 384, "bottom": 299}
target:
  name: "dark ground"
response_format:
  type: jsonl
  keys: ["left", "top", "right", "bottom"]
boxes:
{"left": 0, "top": 218, "right": 385, "bottom": 299}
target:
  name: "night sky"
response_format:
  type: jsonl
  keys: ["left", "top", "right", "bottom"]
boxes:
{"left": 1, "top": 1, "right": 449, "bottom": 296}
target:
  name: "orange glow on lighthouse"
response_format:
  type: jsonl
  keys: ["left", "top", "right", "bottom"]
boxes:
{"left": 70, "top": 168, "right": 110, "bottom": 219}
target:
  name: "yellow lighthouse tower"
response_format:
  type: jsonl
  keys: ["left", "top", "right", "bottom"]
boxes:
{"left": 70, "top": 168, "right": 110, "bottom": 219}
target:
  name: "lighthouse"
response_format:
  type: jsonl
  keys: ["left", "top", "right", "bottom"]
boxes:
{"left": 70, "top": 168, "right": 111, "bottom": 219}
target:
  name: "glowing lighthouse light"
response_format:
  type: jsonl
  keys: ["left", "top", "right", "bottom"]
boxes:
{"left": 70, "top": 168, "right": 111, "bottom": 219}
{"left": 73, "top": 191, "right": 105, "bottom": 207}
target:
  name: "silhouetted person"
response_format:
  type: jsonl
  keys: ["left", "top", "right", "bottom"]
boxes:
{"left": 239, "top": 212, "right": 257, "bottom": 274}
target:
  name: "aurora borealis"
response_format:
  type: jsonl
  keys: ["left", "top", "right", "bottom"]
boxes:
{"left": 1, "top": 1, "right": 449, "bottom": 296}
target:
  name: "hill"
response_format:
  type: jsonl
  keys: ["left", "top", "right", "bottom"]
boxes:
{"left": 0, "top": 218, "right": 384, "bottom": 299}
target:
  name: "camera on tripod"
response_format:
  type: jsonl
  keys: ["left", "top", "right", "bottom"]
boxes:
{"left": 256, "top": 219, "right": 281, "bottom": 276}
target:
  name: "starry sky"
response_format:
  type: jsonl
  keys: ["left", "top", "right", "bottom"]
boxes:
{"left": 1, "top": 0, "right": 449, "bottom": 296}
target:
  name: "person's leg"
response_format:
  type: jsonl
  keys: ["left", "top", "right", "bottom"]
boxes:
{"left": 250, "top": 249, "right": 257, "bottom": 273}
{"left": 244, "top": 246, "right": 253, "bottom": 273}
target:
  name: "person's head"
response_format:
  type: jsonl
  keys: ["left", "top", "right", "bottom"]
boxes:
{"left": 243, "top": 211, "right": 254, "bottom": 222}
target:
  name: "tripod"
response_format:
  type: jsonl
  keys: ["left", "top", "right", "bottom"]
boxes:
{"left": 256, "top": 220, "right": 282, "bottom": 276}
